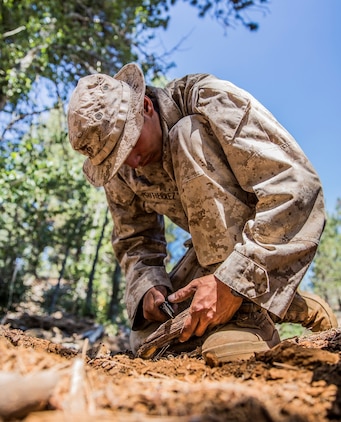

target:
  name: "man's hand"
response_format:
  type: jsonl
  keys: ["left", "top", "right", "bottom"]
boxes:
{"left": 168, "top": 275, "right": 242, "bottom": 342}
{"left": 142, "top": 285, "right": 171, "bottom": 322}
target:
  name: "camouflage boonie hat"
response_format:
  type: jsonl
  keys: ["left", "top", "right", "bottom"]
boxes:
{"left": 67, "top": 63, "right": 145, "bottom": 187}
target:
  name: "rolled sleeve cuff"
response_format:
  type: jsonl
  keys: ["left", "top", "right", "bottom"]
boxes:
{"left": 214, "top": 250, "right": 293, "bottom": 319}
{"left": 214, "top": 250, "right": 270, "bottom": 297}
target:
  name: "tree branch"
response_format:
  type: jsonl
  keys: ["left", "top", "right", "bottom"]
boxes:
{"left": 2, "top": 26, "right": 26, "bottom": 39}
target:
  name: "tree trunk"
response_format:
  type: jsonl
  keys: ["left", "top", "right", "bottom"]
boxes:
{"left": 85, "top": 208, "right": 109, "bottom": 315}
{"left": 107, "top": 262, "right": 121, "bottom": 321}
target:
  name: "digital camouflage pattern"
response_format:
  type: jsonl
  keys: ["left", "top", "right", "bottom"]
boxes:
{"left": 103, "top": 72, "right": 326, "bottom": 329}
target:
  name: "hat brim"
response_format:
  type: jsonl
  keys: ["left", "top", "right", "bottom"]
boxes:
{"left": 82, "top": 63, "right": 145, "bottom": 187}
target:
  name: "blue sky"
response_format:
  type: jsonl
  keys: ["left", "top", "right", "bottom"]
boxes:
{"left": 154, "top": 0, "right": 341, "bottom": 214}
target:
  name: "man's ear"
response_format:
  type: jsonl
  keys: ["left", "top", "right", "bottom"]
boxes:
{"left": 143, "top": 96, "right": 154, "bottom": 115}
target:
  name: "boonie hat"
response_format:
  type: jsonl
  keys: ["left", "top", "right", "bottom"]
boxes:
{"left": 68, "top": 63, "right": 145, "bottom": 187}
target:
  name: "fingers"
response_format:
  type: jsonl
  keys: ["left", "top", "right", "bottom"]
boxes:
{"left": 143, "top": 285, "right": 169, "bottom": 322}
{"left": 176, "top": 277, "right": 242, "bottom": 342}
{"left": 179, "top": 311, "right": 196, "bottom": 342}
{"left": 179, "top": 308, "right": 212, "bottom": 342}
{"left": 168, "top": 280, "right": 197, "bottom": 304}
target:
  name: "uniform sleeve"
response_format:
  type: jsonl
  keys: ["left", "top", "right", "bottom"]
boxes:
{"left": 104, "top": 175, "right": 173, "bottom": 328}
{"left": 193, "top": 79, "right": 326, "bottom": 318}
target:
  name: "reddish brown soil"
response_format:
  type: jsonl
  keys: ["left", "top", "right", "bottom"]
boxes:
{"left": 0, "top": 313, "right": 340, "bottom": 422}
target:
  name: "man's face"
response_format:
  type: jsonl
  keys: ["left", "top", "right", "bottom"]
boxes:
{"left": 124, "top": 97, "right": 163, "bottom": 169}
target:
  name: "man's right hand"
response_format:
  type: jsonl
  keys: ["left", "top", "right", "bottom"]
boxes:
{"left": 142, "top": 285, "right": 170, "bottom": 322}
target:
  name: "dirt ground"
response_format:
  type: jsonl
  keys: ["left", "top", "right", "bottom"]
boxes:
{"left": 0, "top": 311, "right": 340, "bottom": 422}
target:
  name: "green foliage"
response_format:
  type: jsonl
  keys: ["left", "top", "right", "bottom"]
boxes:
{"left": 277, "top": 323, "right": 306, "bottom": 341}
{"left": 0, "top": 0, "right": 271, "bottom": 325}
{"left": 1, "top": 0, "right": 339, "bottom": 330}
{"left": 0, "top": 0, "right": 169, "bottom": 110}
{"left": 181, "top": 0, "right": 269, "bottom": 31}
{"left": 0, "top": 0, "right": 269, "bottom": 112}
{"left": 0, "top": 106, "right": 111, "bottom": 313}
{"left": 309, "top": 200, "right": 341, "bottom": 311}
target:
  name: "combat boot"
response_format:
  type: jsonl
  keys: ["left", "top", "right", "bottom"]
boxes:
{"left": 272, "top": 291, "right": 338, "bottom": 332}
{"left": 201, "top": 303, "right": 280, "bottom": 364}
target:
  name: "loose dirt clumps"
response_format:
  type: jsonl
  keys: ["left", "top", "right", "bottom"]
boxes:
{"left": 0, "top": 316, "right": 340, "bottom": 422}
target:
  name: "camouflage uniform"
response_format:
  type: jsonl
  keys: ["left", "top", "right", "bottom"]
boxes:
{"left": 103, "top": 73, "right": 325, "bottom": 330}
